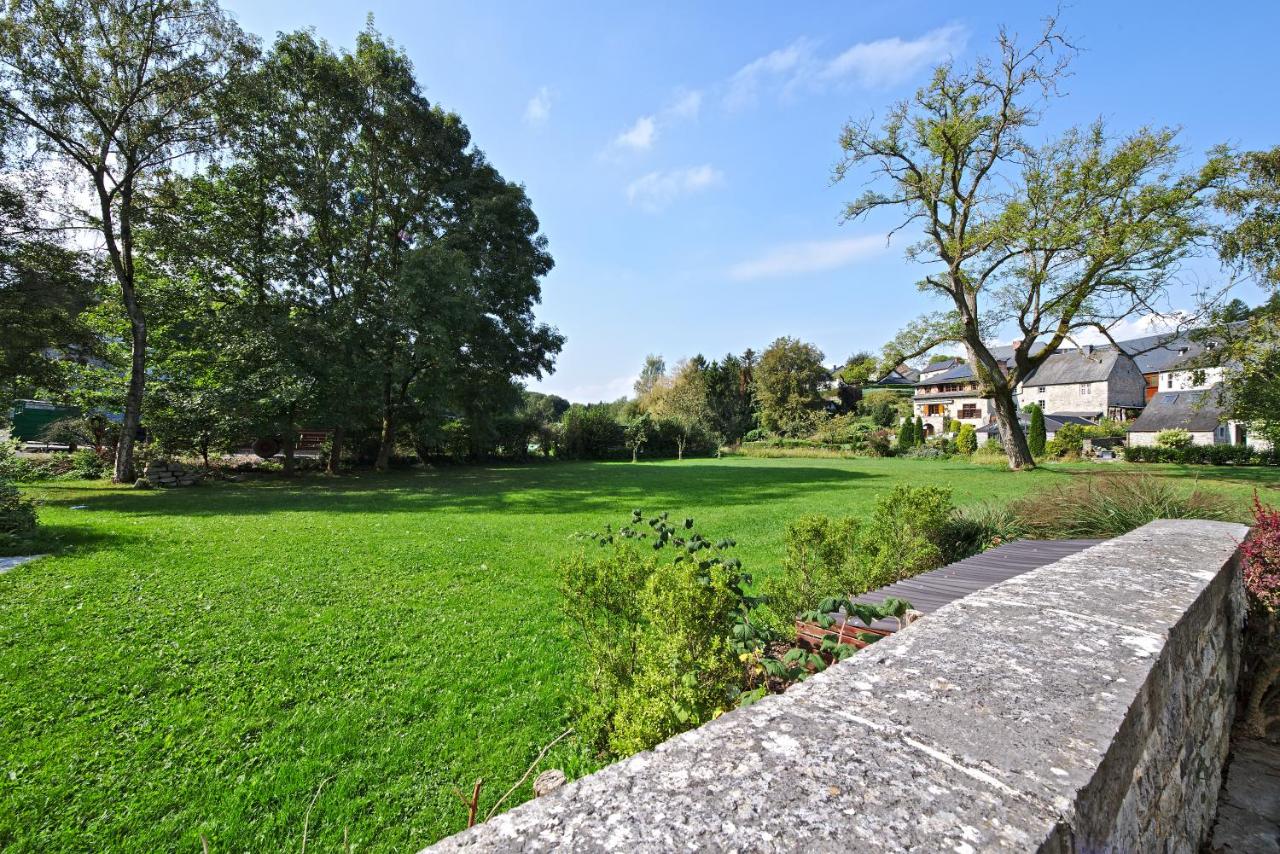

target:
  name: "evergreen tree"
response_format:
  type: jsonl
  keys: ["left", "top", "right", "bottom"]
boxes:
{"left": 956, "top": 423, "right": 977, "bottom": 454}
{"left": 915, "top": 416, "right": 926, "bottom": 445}
{"left": 897, "top": 417, "right": 914, "bottom": 449}
{"left": 1028, "top": 405, "right": 1047, "bottom": 457}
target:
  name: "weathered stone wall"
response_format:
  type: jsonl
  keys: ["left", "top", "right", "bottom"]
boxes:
{"left": 426, "top": 520, "right": 1247, "bottom": 853}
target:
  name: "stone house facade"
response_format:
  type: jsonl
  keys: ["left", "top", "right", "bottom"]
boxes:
{"left": 1015, "top": 347, "right": 1147, "bottom": 421}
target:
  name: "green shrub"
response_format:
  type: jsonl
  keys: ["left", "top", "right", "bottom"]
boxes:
{"left": 1028, "top": 405, "right": 1046, "bottom": 457}
{"left": 0, "top": 441, "right": 33, "bottom": 481}
{"left": 971, "top": 438, "right": 1007, "bottom": 463}
{"left": 941, "top": 502, "right": 1028, "bottom": 560}
{"left": 609, "top": 558, "right": 744, "bottom": 756}
{"left": 955, "top": 423, "right": 977, "bottom": 455}
{"left": 1010, "top": 474, "right": 1237, "bottom": 539}
{"left": 765, "top": 514, "right": 859, "bottom": 636}
{"left": 559, "top": 511, "right": 769, "bottom": 758}
{"left": 896, "top": 418, "right": 914, "bottom": 450}
{"left": 1123, "top": 443, "right": 1278, "bottom": 465}
{"left": 66, "top": 449, "right": 107, "bottom": 480}
{"left": 1155, "top": 428, "right": 1194, "bottom": 449}
{"left": 904, "top": 445, "right": 949, "bottom": 460}
{"left": 853, "top": 485, "right": 955, "bottom": 592}
{"left": 0, "top": 479, "right": 37, "bottom": 547}
{"left": 1044, "top": 422, "right": 1085, "bottom": 458}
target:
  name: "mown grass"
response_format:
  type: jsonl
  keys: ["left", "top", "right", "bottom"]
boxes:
{"left": 1, "top": 457, "right": 1275, "bottom": 851}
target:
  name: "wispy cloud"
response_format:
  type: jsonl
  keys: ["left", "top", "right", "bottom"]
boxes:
{"left": 626, "top": 165, "right": 723, "bottom": 212}
{"left": 613, "top": 115, "right": 657, "bottom": 151}
{"left": 607, "top": 89, "right": 703, "bottom": 155}
{"left": 820, "top": 24, "right": 967, "bottom": 88}
{"left": 729, "top": 234, "right": 887, "bottom": 281}
{"left": 725, "top": 38, "right": 817, "bottom": 109}
{"left": 724, "top": 25, "right": 967, "bottom": 108}
{"left": 524, "top": 86, "right": 553, "bottom": 126}
{"left": 667, "top": 88, "right": 703, "bottom": 120}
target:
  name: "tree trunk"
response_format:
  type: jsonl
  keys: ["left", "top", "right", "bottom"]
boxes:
{"left": 631, "top": 445, "right": 638, "bottom": 463}
{"left": 327, "top": 425, "right": 344, "bottom": 474}
{"left": 676, "top": 436, "right": 685, "bottom": 461}
{"left": 375, "top": 412, "right": 396, "bottom": 472}
{"left": 199, "top": 435, "right": 210, "bottom": 469}
{"left": 114, "top": 315, "right": 146, "bottom": 482}
{"left": 991, "top": 388, "right": 1034, "bottom": 470}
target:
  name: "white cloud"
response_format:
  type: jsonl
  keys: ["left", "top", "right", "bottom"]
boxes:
{"left": 626, "top": 165, "right": 723, "bottom": 212}
{"left": 1071, "top": 311, "right": 1194, "bottom": 346}
{"left": 724, "top": 25, "right": 966, "bottom": 108}
{"left": 614, "top": 115, "right": 657, "bottom": 151}
{"left": 667, "top": 88, "right": 703, "bottom": 120}
{"left": 728, "top": 234, "right": 887, "bottom": 281}
{"left": 725, "top": 38, "right": 817, "bottom": 109}
{"left": 524, "top": 86, "right": 553, "bottom": 126}
{"left": 820, "top": 24, "right": 967, "bottom": 88}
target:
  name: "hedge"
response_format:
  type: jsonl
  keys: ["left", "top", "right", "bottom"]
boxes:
{"left": 1123, "top": 443, "right": 1279, "bottom": 466}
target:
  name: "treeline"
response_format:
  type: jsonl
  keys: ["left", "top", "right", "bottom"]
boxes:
{"left": 0, "top": 2, "right": 560, "bottom": 477}
{"left": 543, "top": 338, "right": 911, "bottom": 461}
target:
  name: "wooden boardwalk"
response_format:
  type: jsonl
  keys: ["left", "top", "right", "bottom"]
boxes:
{"left": 849, "top": 538, "right": 1104, "bottom": 632}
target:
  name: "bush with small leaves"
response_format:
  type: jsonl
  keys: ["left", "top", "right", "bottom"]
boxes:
{"left": 560, "top": 510, "right": 775, "bottom": 758}
{"left": 0, "top": 478, "right": 37, "bottom": 548}
{"left": 1156, "top": 428, "right": 1194, "bottom": 449}
{"left": 1241, "top": 496, "right": 1280, "bottom": 738}
{"left": 955, "top": 423, "right": 977, "bottom": 455}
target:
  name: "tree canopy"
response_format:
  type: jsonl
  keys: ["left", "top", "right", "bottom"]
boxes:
{"left": 834, "top": 17, "right": 1229, "bottom": 468}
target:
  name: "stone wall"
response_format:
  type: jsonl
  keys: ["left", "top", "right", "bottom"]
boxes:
{"left": 426, "top": 520, "right": 1248, "bottom": 853}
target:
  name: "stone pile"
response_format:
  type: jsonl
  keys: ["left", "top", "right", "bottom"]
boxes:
{"left": 143, "top": 460, "right": 199, "bottom": 488}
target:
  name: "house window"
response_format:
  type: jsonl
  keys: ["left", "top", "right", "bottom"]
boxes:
{"left": 1079, "top": 383, "right": 1091, "bottom": 395}
{"left": 1167, "top": 375, "right": 1174, "bottom": 389}
{"left": 958, "top": 405, "right": 980, "bottom": 419}
{"left": 1037, "top": 400, "right": 1045, "bottom": 410}
{"left": 1037, "top": 386, "right": 1046, "bottom": 393}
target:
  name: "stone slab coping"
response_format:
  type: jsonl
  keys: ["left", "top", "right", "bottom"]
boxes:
{"left": 424, "top": 519, "right": 1248, "bottom": 853}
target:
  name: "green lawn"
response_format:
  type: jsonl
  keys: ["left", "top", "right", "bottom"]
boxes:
{"left": 1, "top": 457, "right": 1275, "bottom": 851}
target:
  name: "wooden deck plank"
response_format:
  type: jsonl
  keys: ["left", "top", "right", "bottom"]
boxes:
{"left": 844, "top": 538, "right": 1104, "bottom": 632}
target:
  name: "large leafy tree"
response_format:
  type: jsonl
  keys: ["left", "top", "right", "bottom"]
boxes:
{"left": 0, "top": 121, "right": 97, "bottom": 401}
{"left": 834, "top": 19, "right": 1227, "bottom": 469}
{"left": 0, "top": 0, "right": 253, "bottom": 481}
{"left": 151, "top": 24, "right": 561, "bottom": 471}
{"left": 646, "top": 358, "right": 716, "bottom": 460}
{"left": 703, "top": 353, "right": 755, "bottom": 443}
{"left": 1209, "top": 148, "right": 1280, "bottom": 447}
{"left": 753, "top": 337, "right": 827, "bottom": 436}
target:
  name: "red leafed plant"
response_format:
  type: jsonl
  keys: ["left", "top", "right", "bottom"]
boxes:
{"left": 1241, "top": 494, "right": 1280, "bottom": 739}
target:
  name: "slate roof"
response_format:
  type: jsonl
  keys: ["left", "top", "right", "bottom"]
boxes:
{"left": 1127, "top": 386, "right": 1226, "bottom": 433}
{"left": 875, "top": 366, "right": 919, "bottom": 385}
{"left": 1021, "top": 348, "right": 1126, "bottom": 387}
{"left": 975, "top": 413, "right": 1097, "bottom": 436}
{"left": 919, "top": 357, "right": 963, "bottom": 375}
{"left": 1117, "top": 332, "right": 1202, "bottom": 374}
{"left": 917, "top": 364, "right": 976, "bottom": 384}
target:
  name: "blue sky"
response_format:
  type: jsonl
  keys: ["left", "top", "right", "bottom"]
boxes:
{"left": 223, "top": 1, "right": 1280, "bottom": 403}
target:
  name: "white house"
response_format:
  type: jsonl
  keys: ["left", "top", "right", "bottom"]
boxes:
{"left": 912, "top": 363, "right": 998, "bottom": 435}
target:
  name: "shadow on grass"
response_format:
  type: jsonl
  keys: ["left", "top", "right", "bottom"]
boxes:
{"left": 0, "top": 522, "right": 140, "bottom": 560}
{"left": 28, "top": 460, "right": 884, "bottom": 519}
